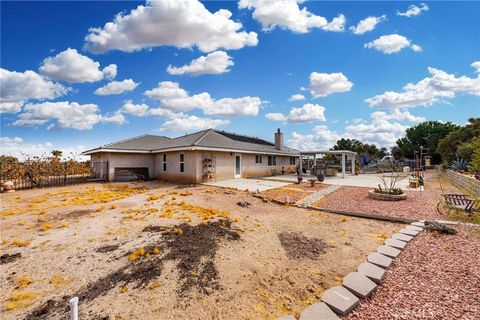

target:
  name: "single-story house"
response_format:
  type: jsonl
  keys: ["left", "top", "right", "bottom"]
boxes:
{"left": 83, "top": 129, "right": 299, "bottom": 183}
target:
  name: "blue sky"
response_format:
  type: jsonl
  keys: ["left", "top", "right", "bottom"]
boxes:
{"left": 1, "top": 0, "right": 479, "bottom": 159}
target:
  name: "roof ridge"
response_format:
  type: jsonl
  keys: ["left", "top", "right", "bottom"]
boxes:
{"left": 192, "top": 129, "right": 214, "bottom": 146}
{"left": 103, "top": 134, "right": 149, "bottom": 147}
{"left": 170, "top": 128, "right": 211, "bottom": 141}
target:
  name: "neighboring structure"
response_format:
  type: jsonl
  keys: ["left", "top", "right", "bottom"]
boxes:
{"left": 83, "top": 129, "right": 299, "bottom": 183}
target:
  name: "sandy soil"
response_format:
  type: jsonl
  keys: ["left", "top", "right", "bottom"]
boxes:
{"left": 260, "top": 183, "right": 328, "bottom": 204}
{"left": 0, "top": 181, "right": 402, "bottom": 320}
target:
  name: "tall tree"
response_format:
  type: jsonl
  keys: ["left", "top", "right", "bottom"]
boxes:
{"left": 394, "top": 121, "right": 459, "bottom": 164}
{"left": 437, "top": 118, "right": 480, "bottom": 164}
{"left": 51, "top": 150, "right": 63, "bottom": 158}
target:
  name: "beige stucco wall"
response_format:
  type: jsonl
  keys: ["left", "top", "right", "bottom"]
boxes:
{"left": 154, "top": 151, "right": 201, "bottom": 184}
{"left": 91, "top": 150, "right": 297, "bottom": 183}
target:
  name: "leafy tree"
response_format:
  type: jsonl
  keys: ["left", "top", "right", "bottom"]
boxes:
{"left": 469, "top": 137, "right": 480, "bottom": 172}
{"left": 394, "top": 121, "right": 459, "bottom": 164}
{"left": 332, "top": 138, "right": 364, "bottom": 153}
{"left": 51, "top": 150, "right": 63, "bottom": 158}
{"left": 437, "top": 118, "right": 480, "bottom": 164}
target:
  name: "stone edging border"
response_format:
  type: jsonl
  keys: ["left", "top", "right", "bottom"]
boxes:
{"left": 277, "top": 221, "right": 426, "bottom": 320}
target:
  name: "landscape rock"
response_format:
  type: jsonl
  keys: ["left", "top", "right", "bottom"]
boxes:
{"left": 424, "top": 221, "right": 457, "bottom": 235}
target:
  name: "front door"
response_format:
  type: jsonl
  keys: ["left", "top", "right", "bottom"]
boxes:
{"left": 234, "top": 155, "right": 241, "bottom": 178}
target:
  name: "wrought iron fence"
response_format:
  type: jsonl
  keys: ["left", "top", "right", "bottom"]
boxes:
{"left": 0, "top": 161, "right": 108, "bottom": 191}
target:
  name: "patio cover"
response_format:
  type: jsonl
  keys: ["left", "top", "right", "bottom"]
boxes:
{"left": 299, "top": 150, "right": 357, "bottom": 178}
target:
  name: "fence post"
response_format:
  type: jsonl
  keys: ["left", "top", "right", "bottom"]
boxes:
{"left": 69, "top": 296, "right": 78, "bottom": 320}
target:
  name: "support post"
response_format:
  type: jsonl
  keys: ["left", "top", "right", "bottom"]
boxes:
{"left": 299, "top": 153, "right": 303, "bottom": 176}
{"left": 69, "top": 297, "right": 79, "bottom": 320}
{"left": 351, "top": 154, "right": 355, "bottom": 175}
{"left": 342, "top": 153, "right": 346, "bottom": 179}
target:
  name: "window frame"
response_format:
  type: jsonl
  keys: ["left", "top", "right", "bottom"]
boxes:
{"left": 179, "top": 153, "right": 185, "bottom": 173}
{"left": 162, "top": 154, "right": 167, "bottom": 172}
{"left": 268, "top": 155, "right": 277, "bottom": 166}
{"left": 290, "top": 156, "right": 296, "bottom": 165}
{"left": 255, "top": 154, "right": 263, "bottom": 164}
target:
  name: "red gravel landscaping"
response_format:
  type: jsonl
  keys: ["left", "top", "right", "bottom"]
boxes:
{"left": 344, "top": 225, "right": 480, "bottom": 320}
{"left": 313, "top": 186, "right": 445, "bottom": 221}
{"left": 312, "top": 172, "right": 464, "bottom": 221}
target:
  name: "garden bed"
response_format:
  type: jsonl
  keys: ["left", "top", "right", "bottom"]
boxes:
{"left": 345, "top": 225, "right": 480, "bottom": 319}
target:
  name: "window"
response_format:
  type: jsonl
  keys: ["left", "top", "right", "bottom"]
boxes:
{"left": 255, "top": 155, "right": 262, "bottom": 164}
{"left": 268, "top": 155, "right": 276, "bottom": 166}
{"left": 162, "top": 154, "right": 167, "bottom": 171}
{"left": 179, "top": 153, "right": 185, "bottom": 173}
{"left": 290, "top": 157, "right": 296, "bottom": 165}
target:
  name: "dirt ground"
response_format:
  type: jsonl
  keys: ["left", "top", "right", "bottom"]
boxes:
{"left": 0, "top": 181, "right": 402, "bottom": 320}
{"left": 260, "top": 183, "right": 328, "bottom": 204}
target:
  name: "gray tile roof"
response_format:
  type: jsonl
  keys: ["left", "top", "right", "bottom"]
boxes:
{"left": 84, "top": 130, "right": 298, "bottom": 155}
{"left": 98, "top": 134, "right": 171, "bottom": 151}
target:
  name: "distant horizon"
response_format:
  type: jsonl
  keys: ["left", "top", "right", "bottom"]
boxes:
{"left": 1, "top": 0, "right": 479, "bottom": 159}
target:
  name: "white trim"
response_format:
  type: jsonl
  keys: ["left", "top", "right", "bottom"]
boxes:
{"left": 234, "top": 154, "right": 241, "bottom": 178}
{"left": 83, "top": 146, "right": 299, "bottom": 157}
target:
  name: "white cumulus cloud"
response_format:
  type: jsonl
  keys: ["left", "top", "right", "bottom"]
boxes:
{"left": 471, "top": 61, "right": 480, "bottom": 73}
{"left": 308, "top": 72, "right": 353, "bottom": 98}
{"left": 287, "top": 125, "right": 341, "bottom": 150}
{"left": 94, "top": 79, "right": 139, "bottom": 96}
{"left": 0, "top": 68, "right": 68, "bottom": 114}
{"left": 144, "top": 81, "right": 262, "bottom": 116}
{"left": 238, "top": 0, "right": 345, "bottom": 33}
{"left": 167, "top": 51, "right": 234, "bottom": 76}
{"left": 39, "top": 48, "right": 117, "bottom": 83}
{"left": 364, "top": 34, "right": 422, "bottom": 54}
{"left": 84, "top": 0, "right": 258, "bottom": 53}
{"left": 119, "top": 100, "right": 178, "bottom": 118}
{"left": 349, "top": 15, "right": 386, "bottom": 35}
{"left": 397, "top": 3, "right": 429, "bottom": 17}
{"left": 266, "top": 103, "right": 326, "bottom": 123}
{"left": 13, "top": 101, "right": 125, "bottom": 130}
{"left": 289, "top": 93, "right": 305, "bottom": 101}
{"left": 0, "top": 136, "right": 87, "bottom": 161}
{"left": 159, "top": 115, "right": 229, "bottom": 132}
{"left": 365, "top": 65, "right": 480, "bottom": 109}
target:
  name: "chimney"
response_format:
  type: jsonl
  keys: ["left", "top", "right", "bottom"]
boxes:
{"left": 274, "top": 128, "right": 283, "bottom": 150}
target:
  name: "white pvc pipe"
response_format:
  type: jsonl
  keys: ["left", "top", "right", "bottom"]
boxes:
{"left": 69, "top": 297, "right": 79, "bottom": 320}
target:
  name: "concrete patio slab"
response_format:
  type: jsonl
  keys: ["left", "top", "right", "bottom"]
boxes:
{"left": 367, "top": 252, "right": 393, "bottom": 268}
{"left": 261, "top": 173, "right": 416, "bottom": 191}
{"left": 299, "top": 302, "right": 339, "bottom": 320}
{"left": 343, "top": 272, "right": 377, "bottom": 298}
{"left": 392, "top": 233, "right": 413, "bottom": 242}
{"left": 377, "top": 245, "right": 401, "bottom": 258}
{"left": 384, "top": 238, "right": 407, "bottom": 249}
{"left": 400, "top": 228, "right": 420, "bottom": 236}
{"left": 357, "top": 262, "right": 386, "bottom": 284}
{"left": 203, "top": 178, "right": 289, "bottom": 192}
{"left": 321, "top": 286, "right": 360, "bottom": 316}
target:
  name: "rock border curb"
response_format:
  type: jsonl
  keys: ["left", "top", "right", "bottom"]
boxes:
{"left": 277, "top": 221, "right": 424, "bottom": 319}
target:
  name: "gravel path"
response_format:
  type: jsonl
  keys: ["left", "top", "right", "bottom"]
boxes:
{"left": 344, "top": 225, "right": 480, "bottom": 320}
{"left": 296, "top": 185, "right": 341, "bottom": 206}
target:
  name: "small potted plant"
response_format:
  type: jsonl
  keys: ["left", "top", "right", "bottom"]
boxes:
{"left": 297, "top": 176, "right": 303, "bottom": 183}
{"left": 316, "top": 173, "right": 325, "bottom": 182}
